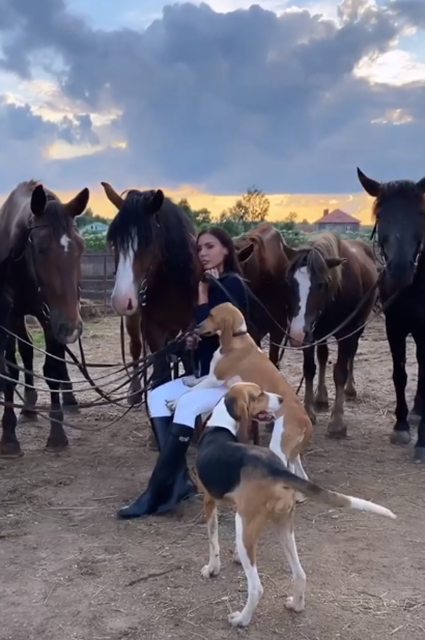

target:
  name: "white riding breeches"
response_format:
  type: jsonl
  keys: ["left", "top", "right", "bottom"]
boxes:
{"left": 147, "top": 377, "right": 228, "bottom": 428}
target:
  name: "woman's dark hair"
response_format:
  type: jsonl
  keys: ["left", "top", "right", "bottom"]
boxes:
{"left": 197, "top": 226, "right": 243, "bottom": 275}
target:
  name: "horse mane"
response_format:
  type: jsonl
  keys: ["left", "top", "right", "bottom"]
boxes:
{"left": 372, "top": 180, "right": 425, "bottom": 219}
{"left": 0, "top": 180, "right": 74, "bottom": 263}
{"left": 291, "top": 232, "right": 343, "bottom": 292}
{"left": 106, "top": 189, "right": 197, "bottom": 295}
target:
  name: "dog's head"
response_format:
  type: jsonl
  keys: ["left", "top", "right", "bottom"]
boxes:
{"left": 196, "top": 302, "right": 246, "bottom": 351}
{"left": 224, "top": 382, "right": 283, "bottom": 443}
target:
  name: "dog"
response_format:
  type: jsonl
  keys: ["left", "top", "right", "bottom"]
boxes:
{"left": 185, "top": 302, "right": 312, "bottom": 495}
{"left": 195, "top": 382, "right": 396, "bottom": 628}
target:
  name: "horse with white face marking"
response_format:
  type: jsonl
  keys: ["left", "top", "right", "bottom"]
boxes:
{"left": 284, "top": 232, "right": 378, "bottom": 438}
{"left": 102, "top": 183, "right": 200, "bottom": 402}
{"left": 0, "top": 180, "right": 88, "bottom": 456}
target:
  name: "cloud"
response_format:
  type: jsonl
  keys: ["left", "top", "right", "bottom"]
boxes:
{"left": 0, "top": 0, "right": 424, "bottom": 194}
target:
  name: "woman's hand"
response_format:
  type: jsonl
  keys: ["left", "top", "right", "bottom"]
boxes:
{"left": 198, "top": 267, "right": 220, "bottom": 303}
{"left": 185, "top": 332, "right": 200, "bottom": 350}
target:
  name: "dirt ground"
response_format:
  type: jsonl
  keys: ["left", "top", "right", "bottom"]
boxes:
{"left": 1, "top": 316, "right": 424, "bottom": 640}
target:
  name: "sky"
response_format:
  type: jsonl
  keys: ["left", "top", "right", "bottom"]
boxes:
{"left": 0, "top": 0, "right": 425, "bottom": 222}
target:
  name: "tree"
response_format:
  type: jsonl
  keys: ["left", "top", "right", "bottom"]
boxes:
{"left": 223, "top": 186, "right": 270, "bottom": 225}
{"left": 177, "top": 198, "right": 212, "bottom": 230}
{"left": 76, "top": 207, "right": 110, "bottom": 229}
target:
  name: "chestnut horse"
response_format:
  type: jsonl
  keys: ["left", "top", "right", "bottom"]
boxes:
{"left": 284, "top": 232, "right": 378, "bottom": 438}
{"left": 0, "top": 180, "right": 88, "bottom": 457}
{"left": 233, "top": 222, "right": 289, "bottom": 365}
{"left": 357, "top": 168, "right": 425, "bottom": 461}
{"left": 101, "top": 183, "right": 199, "bottom": 402}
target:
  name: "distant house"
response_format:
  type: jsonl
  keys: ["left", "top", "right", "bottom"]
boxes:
{"left": 81, "top": 221, "right": 109, "bottom": 234}
{"left": 313, "top": 209, "right": 360, "bottom": 234}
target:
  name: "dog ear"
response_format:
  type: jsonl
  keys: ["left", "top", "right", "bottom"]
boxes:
{"left": 224, "top": 389, "right": 251, "bottom": 443}
{"left": 220, "top": 318, "right": 233, "bottom": 352}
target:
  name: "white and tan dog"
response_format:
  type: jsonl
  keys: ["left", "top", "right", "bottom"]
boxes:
{"left": 196, "top": 382, "right": 396, "bottom": 628}
{"left": 185, "top": 302, "right": 312, "bottom": 492}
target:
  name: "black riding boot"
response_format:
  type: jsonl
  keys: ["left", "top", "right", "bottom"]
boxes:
{"left": 117, "top": 421, "right": 198, "bottom": 519}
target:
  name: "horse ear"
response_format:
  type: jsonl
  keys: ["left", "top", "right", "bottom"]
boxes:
{"left": 65, "top": 188, "right": 90, "bottom": 218}
{"left": 236, "top": 243, "right": 255, "bottom": 264}
{"left": 357, "top": 167, "right": 381, "bottom": 198}
{"left": 325, "top": 257, "right": 346, "bottom": 269}
{"left": 30, "top": 184, "right": 47, "bottom": 217}
{"left": 149, "top": 189, "right": 164, "bottom": 214}
{"left": 101, "top": 182, "right": 124, "bottom": 209}
{"left": 417, "top": 177, "right": 425, "bottom": 194}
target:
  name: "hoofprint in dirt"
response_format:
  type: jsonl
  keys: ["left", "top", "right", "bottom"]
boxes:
{"left": 0, "top": 316, "right": 424, "bottom": 640}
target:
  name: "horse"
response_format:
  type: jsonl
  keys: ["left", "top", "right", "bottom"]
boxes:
{"left": 0, "top": 180, "right": 88, "bottom": 457}
{"left": 284, "top": 231, "right": 378, "bottom": 438}
{"left": 101, "top": 182, "right": 200, "bottom": 403}
{"left": 233, "top": 222, "right": 289, "bottom": 366}
{"left": 357, "top": 168, "right": 425, "bottom": 461}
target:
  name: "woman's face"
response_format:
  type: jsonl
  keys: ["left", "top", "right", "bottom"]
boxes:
{"left": 197, "top": 233, "right": 229, "bottom": 272}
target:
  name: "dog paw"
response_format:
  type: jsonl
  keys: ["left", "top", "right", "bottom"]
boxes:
{"left": 285, "top": 596, "right": 305, "bottom": 612}
{"left": 165, "top": 400, "right": 177, "bottom": 412}
{"left": 228, "top": 611, "right": 251, "bottom": 627}
{"left": 201, "top": 561, "right": 220, "bottom": 578}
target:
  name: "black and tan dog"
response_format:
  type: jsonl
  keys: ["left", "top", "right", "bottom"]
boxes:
{"left": 195, "top": 382, "right": 397, "bottom": 628}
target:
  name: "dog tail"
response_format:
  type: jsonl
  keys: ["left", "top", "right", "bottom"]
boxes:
{"left": 280, "top": 471, "right": 396, "bottom": 519}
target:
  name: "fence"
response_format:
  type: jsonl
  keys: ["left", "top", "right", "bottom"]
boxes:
{"left": 80, "top": 250, "right": 115, "bottom": 315}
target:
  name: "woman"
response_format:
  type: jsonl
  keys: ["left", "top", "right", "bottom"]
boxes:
{"left": 117, "top": 227, "right": 250, "bottom": 518}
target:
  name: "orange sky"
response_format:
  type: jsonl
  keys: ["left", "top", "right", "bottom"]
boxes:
{"left": 1, "top": 185, "right": 376, "bottom": 225}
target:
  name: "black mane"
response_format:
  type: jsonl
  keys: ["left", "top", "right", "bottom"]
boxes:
{"left": 106, "top": 189, "right": 197, "bottom": 294}
{"left": 373, "top": 180, "right": 425, "bottom": 219}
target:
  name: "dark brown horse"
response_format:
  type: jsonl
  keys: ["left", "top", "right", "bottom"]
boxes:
{"left": 357, "top": 168, "right": 425, "bottom": 461}
{"left": 233, "top": 222, "right": 289, "bottom": 365}
{"left": 0, "top": 180, "right": 88, "bottom": 456}
{"left": 284, "top": 232, "right": 378, "bottom": 438}
{"left": 101, "top": 183, "right": 200, "bottom": 402}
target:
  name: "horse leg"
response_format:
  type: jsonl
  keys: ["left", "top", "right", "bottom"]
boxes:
{"left": 0, "top": 336, "right": 22, "bottom": 457}
{"left": 61, "top": 361, "right": 79, "bottom": 413}
{"left": 303, "top": 345, "right": 316, "bottom": 424}
{"left": 269, "top": 328, "right": 282, "bottom": 368}
{"left": 43, "top": 334, "right": 68, "bottom": 452}
{"left": 126, "top": 313, "right": 143, "bottom": 406}
{"left": 16, "top": 317, "right": 38, "bottom": 424}
{"left": 327, "top": 336, "right": 358, "bottom": 439}
{"left": 411, "top": 329, "right": 425, "bottom": 461}
{"left": 344, "top": 356, "right": 357, "bottom": 400}
{"left": 409, "top": 345, "right": 425, "bottom": 425}
{"left": 386, "top": 319, "right": 410, "bottom": 445}
{"left": 314, "top": 342, "right": 329, "bottom": 411}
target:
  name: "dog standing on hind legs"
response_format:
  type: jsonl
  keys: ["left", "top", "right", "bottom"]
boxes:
{"left": 195, "top": 382, "right": 396, "bottom": 628}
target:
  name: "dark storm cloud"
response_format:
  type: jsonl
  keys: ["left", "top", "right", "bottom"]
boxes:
{"left": 0, "top": 0, "right": 424, "bottom": 192}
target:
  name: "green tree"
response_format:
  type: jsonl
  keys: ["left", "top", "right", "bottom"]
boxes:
{"left": 223, "top": 186, "right": 270, "bottom": 224}
{"left": 177, "top": 198, "right": 212, "bottom": 230}
{"left": 76, "top": 207, "right": 110, "bottom": 229}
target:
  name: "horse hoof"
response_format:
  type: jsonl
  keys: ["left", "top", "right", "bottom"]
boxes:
{"left": 128, "top": 392, "right": 142, "bottom": 406}
{"left": 408, "top": 411, "right": 421, "bottom": 426}
{"left": 413, "top": 447, "right": 425, "bottom": 462}
{"left": 314, "top": 398, "right": 329, "bottom": 413}
{"left": 327, "top": 422, "right": 347, "bottom": 439}
{"left": 62, "top": 403, "right": 79, "bottom": 414}
{"left": 45, "top": 439, "right": 69, "bottom": 453}
{"left": 18, "top": 411, "right": 38, "bottom": 424}
{"left": 0, "top": 443, "right": 23, "bottom": 458}
{"left": 306, "top": 410, "right": 317, "bottom": 425}
{"left": 390, "top": 430, "right": 411, "bottom": 445}
{"left": 344, "top": 388, "right": 357, "bottom": 400}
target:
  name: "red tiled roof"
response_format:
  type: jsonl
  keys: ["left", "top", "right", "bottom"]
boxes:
{"left": 314, "top": 209, "right": 359, "bottom": 225}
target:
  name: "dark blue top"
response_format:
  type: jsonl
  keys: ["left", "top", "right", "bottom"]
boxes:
{"left": 192, "top": 272, "right": 249, "bottom": 376}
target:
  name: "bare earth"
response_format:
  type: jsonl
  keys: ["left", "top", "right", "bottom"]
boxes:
{"left": 1, "top": 316, "right": 424, "bottom": 640}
